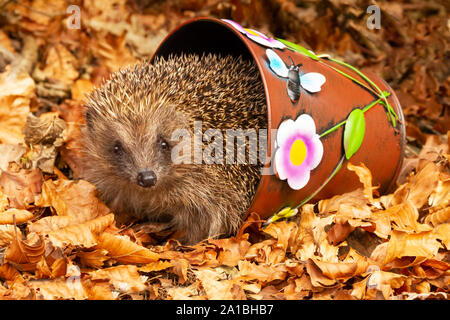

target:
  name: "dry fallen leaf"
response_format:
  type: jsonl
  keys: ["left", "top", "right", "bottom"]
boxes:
{"left": 0, "top": 168, "right": 43, "bottom": 209}
{"left": 0, "top": 208, "right": 34, "bottom": 224}
{"left": 5, "top": 232, "right": 45, "bottom": 272}
{"left": 36, "top": 178, "right": 110, "bottom": 223}
{"left": 95, "top": 232, "right": 160, "bottom": 264}
{"left": 0, "top": 68, "right": 35, "bottom": 145}
{"left": 89, "top": 265, "right": 148, "bottom": 294}
{"left": 45, "top": 213, "right": 115, "bottom": 248}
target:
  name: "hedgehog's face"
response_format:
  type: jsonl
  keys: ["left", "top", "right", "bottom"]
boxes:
{"left": 83, "top": 101, "right": 188, "bottom": 192}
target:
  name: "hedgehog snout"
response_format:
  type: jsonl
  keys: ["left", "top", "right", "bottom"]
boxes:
{"left": 136, "top": 169, "right": 157, "bottom": 188}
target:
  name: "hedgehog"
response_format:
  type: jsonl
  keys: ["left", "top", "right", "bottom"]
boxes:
{"left": 82, "top": 53, "right": 267, "bottom": 244}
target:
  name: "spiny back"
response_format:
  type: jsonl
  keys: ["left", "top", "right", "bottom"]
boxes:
{"left": 88, "top": 54, "right": 267, "bottom": 132}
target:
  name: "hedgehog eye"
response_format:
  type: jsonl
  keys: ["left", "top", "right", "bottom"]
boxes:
{"left": 113, "top": 141, "right": 123, "bottom": 155}
{"left": 159, "top": 138, "right": 170, "bottom": 151}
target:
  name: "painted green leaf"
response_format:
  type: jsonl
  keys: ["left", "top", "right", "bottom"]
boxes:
{"left": 276, "top": 38, "right": 320, "bottom": 61}
{"left": 343, "top": 109, "right": 365, "bottom": 160}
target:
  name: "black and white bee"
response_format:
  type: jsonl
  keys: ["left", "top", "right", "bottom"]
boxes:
{"left": 266, "top": 48, "right": 326, "bottom": 103}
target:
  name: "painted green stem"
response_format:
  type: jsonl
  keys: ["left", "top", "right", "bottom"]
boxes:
{"left": 292, "top": 154, "right": 346, "bottom": 210}
{"left": 327, "top": 57, "right": 398, "bottom": 126}
{"left": 319, "top": 94, "right": 390, "bottom": 139}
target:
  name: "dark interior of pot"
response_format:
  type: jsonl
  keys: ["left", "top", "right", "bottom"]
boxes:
{"left": 153, "top": 19, "right": 254, "bottom": 60}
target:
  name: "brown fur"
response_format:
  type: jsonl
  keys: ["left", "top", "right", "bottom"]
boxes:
{"left": 82, "top": 54, "right": 267, "bottom": 244}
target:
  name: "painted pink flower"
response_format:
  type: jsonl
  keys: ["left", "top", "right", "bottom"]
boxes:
{"left": 222, "top": 19, "right": 286, "bottom": 49}
{"left": 274, "top": 114, "right": 323, "bottom": 190}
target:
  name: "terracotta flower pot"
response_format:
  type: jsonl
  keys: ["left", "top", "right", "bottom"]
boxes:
{"left": 151, "top": 17, "right": 405, "bottom": 220}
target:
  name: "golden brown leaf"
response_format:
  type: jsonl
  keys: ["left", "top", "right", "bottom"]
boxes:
{"left": 309, "top": 258, "right": 369, "bottom": 281}
{"left": 424, "top": 206, "right": 450, "bottom": 227}
{"left": 434, "top": 223, "right": 450, "bottom": 249}
{"left": 372, "top": 202, "right": 433, "bottom": 238}
{"left": 347, "top": 163, "right": 377, "bottom": 202}
{"left": 209, "top": 235, "right": 251, "bottom": 267}
{"left": 392, "top": 162, "right": 440, "bottom": 209}
{"left": 194, "top": 268, "right": 245, "bottom": 300}
{"left": 5, "top": 232, "right": 45, "bottom": 272}
{"left": 0, "top": 144, "right": 26, "bottom": 172}
{"left": 34, "top": 44, "right": 79, "bottom": 86}
{"left": 29, "top": 278, "right": 88, "bottom": 300}
{"left": 46, "top": 214, "right": 115, "bottom": 248}
{"left": 89, "top": 265, "right": 147, "bottom": 293}
{"left": 35, "top": 256, "right": 52, "bottom": 279}
{"left": 0, "top": 168, "right": 43, "bottom": 209}
{"left": 171, "top": 258, "right": 189, "bottom": 284}
{"left": 0, "top": 224, "right": 22, "bottom": 247}
{"left": 36, "top": 179, "right": 110, "bottom": 223}
{"left": 77, "top": 249, "right": 109, "bottom": 269}
{"left": 0, "top": 263, "right": 22, "bottom": 281}
{"left": 28, "top": 215, "right": 76, "bottom": 234}
{"left": 96, "top": 232, "right": 160, "bottom": 264}
{"left": 139, "top": 261, "right": 173, "bottom": 273}
{"left": 71, "top": 79, "right": 95, "bottom": 101}
{"left": 263, "top": 220, "right": 299, "bottom": 252}
{"left": 0, "top": 208, "right": 34, "bottom": 224}
{"left": 0, "top": 69, "right": 34, "bottom": 145}
{"left": 384, "top": 230, "right": 441, "bottom": 264}
{"left": 237, "top": 260, "right": 287, "bottom": 284}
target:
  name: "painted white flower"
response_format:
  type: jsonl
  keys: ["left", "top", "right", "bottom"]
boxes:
{"left": 274, "top": 114, "right": 323, "bottom": 190}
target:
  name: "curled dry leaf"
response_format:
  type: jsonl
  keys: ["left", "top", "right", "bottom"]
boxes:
{"left": 0, "top": 144, "right": 26, "bottom": 172}
{"left": 309, "top": 258, "right": 370, "bottom": 282}
{"left": 95, "top": 232, "right": 159, "bottom": 264}
{"left": 36, "top": 178, "right": 110, "bottom": 223}
{"left": 209, "top": 235, "right": 251, "bottom": 267}
{"left": 0, "top": 263, "right": 22, "bottom": 282}
{"left": 424, "top": 206, "right": 450, "bottom": 227}
{"left": 0, "top": 168, "right": 43, "bottom": 209}
{"left": 263, "top": 221, "right": 299, "bottom": 252}
{"left": 347, "top": 163, "right": 377, "bottom": 202}
{"left": 392, "top": 162, "right": 440, "bottom": 209}
{"left": 171, "top": 258, "right": 189, "bottom": 285}
{"left": 194, "top": 268, "right": 245, "bottom": 300}
{"left": 28, "top": 215, "right": 76, "bottom": 234}
{"left": 29, "top": 278, "right": 88, "bottom": 300}
{"left": 0, "top": 69, "right": 34, "bottom": 145}
{"left": 23, "top": 112, "right": 66, "bottom": 173}
{"left": 245, "top": 239, "right": 285, "bottom": 264}
{"left": 5, "top": 232, "right": 45, "bottom": 272}
{"left": 0, "top": 224, "right": 22, "bottom": 247}
{"left": 139, "top": 261, "right": 173, "bottom": 273}
{"left": 45, "top": 213, "right": 115, "bottom": 248}
{"left": 372, "top": 201, "right": 433, "bottom": 238}
{"left": 237, "top": 260, "right": 287, "bottom": 284}
{"left": 434, "top": 223, "right": 450, "bottom": 249}
{"left": 33, "top": 44, "right": 79, "bottom": 86}
{"left": 383, "top": 230, "right": 442, "bottom": 264}
{"left": 89, "top": 265, "right": 147, "bottom": 294}
{"left": 23, "top": 112, "right": 65, "bottom": 147}
{"left": 77, "top": 249, "right": 109, "bottom": 269}
{"left": 428, "top": 177, "right": 449, "bottom": 210}
{"left": 0, "top": 208, "right": 34, "bottom": 224}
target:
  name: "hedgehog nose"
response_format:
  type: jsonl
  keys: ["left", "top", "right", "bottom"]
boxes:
{"left": 137, "top": 170, "right": 157, "bottom": 188}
